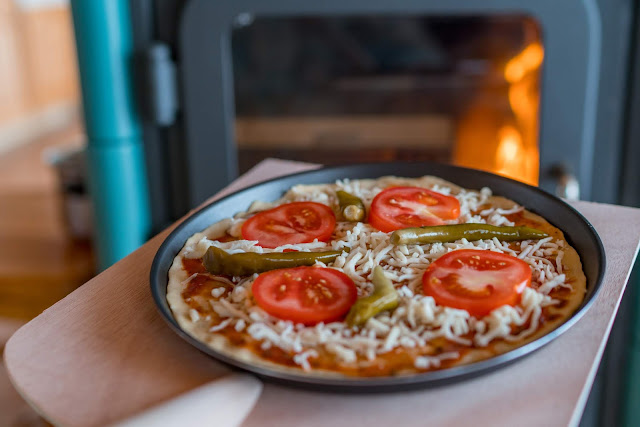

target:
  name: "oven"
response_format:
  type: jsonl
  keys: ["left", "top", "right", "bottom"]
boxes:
{"left": 92, "top": 0, "right": 640, "bottom": 424}
{"left": 132, "top": 1, "right": 635, "bottom": 219}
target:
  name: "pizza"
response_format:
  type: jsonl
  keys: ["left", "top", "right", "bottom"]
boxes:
{"left": 166, "top": 176, "right": 586, "bottom": 377}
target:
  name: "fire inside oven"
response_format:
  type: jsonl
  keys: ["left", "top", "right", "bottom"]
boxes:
{"left": 231, "top": 15, "right": 542, "bottom": 186}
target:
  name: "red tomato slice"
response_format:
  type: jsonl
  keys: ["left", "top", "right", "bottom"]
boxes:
{"left": 252, "top": 266, "right": 357, "bottom": 325}
{"left": 422, "top": 249, "right": 531, "bottom": 317}
{"left": 368, "top": 187, "right": 460, "bottom": 232}
{"left": 242, "top": 202, "right": 336, "bottom": 248}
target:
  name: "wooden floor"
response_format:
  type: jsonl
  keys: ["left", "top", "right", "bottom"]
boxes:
{"left": 0, "top": 123, "right": 95, "bottom": 319}
{"left": 0, "top": 123, "right": 94, "bottom": 426}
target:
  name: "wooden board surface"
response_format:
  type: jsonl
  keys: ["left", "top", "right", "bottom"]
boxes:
{"left": 5, "top": 159, "right": 640, "bottom": 427}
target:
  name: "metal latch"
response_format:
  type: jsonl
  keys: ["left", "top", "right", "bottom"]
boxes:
{"left": 549, "top": 164, "right": 580, "bottom": 200}
{"left": 139, "top": 43, "right": 178, "bottom": 126}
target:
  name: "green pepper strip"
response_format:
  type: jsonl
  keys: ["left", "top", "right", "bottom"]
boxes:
{"left": 336, "top": 190, "right": 365, "bottom": 222}
{"left": 346, "top": 266, "right": 399, "bottom": 327}
{"left": 202, "top": 246, "right": 345, "bottom": 276}
{"left": 390, "top": 224, "right": 548, "bottom": 245}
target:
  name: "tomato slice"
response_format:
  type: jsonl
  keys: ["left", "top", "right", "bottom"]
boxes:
{"left": 242, "top": 202, "right": 336, "bottom": 248}
{"left": 368, "top": 186, "right": 460, "bottom": 232}
{"left": 422, "top": 249, "right": 531, "bottom": 317}
{"left": 252, "top": 266, "right": 357, "bottom": 325}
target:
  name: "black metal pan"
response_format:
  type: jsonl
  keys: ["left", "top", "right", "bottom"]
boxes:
{"left": 150, "top": 162, "right": 605, "bottom": 392}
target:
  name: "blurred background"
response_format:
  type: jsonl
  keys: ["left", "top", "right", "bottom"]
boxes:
{"left": 0, "top": 0, "right": 638, "bottom": 425}
{"left": 0, "top": 1, "right": 89, "bottom": 424}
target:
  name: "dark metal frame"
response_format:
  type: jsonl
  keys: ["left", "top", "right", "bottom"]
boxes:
{"left": 178, "top": 0, "right": 603, "bottom": 207}
{"left": 130, "top": 0, "right": 634, "bottom": 226}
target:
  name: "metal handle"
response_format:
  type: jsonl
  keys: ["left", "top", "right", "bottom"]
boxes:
{"left": 549, "top": 164, "right": 580, "bottom": 200}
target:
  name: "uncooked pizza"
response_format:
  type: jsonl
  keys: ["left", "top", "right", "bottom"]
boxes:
{"left": 167, "top": 176, "right": 586, "bottom": 377}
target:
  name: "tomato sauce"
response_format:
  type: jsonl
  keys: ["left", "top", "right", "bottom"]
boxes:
{"left": 177, "top": 204, "right": 578, "bottom": 377}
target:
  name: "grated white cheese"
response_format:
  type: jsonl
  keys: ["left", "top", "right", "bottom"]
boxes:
{"left": 538, "top": 274, "right": 568, "bottom": 294}
{"left": 183, "top": 177, "right": 574, "bottom": 370}
{"left": 181, "top": 273, "right": 198, "bottom": 288}
{"left": 414, "top": 352, "right": 460, "bottom": 369}
{"left": 211, "top": 287, "right": 226, "bottom": 298}
{"left": 210, "top": 318, "right": 232, "bottom": 332}
{"left": 293, "top": 350, "right": 318, "bottom": 371}
{"left": 382, "top": 326, "right": 401, "bottom": 352}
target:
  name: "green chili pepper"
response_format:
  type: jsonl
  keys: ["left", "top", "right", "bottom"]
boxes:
{"left": 390, "top": 224, "right": 548, "bottom": 245}
{"left": 346, "top": 266, "right": 399, "bottom": 327}
{"left": 202, "top": 246, "right": 345, "bottom": 276}
{"left": 336, "top": 190, "right": 365, "bottom": 222}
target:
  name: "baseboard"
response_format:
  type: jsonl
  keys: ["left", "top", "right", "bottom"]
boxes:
{"left": 0, "top": 103, "right": 80, "bottom": 155}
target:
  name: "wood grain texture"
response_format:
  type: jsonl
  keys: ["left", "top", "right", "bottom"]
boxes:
{"left": 0, "top": 123, "right": 94, "bottom": 319}
{"left": 0, "top": 1, "right": 78, "bottom": 124}
{"left": 4, "top": 159, "right": 640, "bottom": 427}
{"left": 235, "top": 115, "right": 451, "bottom": 148}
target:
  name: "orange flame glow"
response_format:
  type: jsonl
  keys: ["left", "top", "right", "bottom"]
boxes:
{"left": 454, "top": 38, "right": 542, "bottom": 186}
{"left": 505, "top": 43, "right": 544, "bottom": 84}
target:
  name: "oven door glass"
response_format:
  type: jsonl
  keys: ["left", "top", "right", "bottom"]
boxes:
{"left": 232, "top": 15, "right": 542, "bottom": 185}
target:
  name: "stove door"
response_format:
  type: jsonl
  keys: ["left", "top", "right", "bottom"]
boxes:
{"left": 178, "top": 0, "right": 600, "bottom": 209}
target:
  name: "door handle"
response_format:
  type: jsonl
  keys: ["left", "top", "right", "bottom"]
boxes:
{"left": 549, "top": 164, "right": 580, "bottom": 200}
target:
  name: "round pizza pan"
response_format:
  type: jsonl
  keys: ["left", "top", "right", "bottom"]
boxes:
{"left": 150, "top": 162, "right": 605, "bottom": 392}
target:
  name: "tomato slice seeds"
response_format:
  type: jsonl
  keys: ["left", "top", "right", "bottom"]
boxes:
{"left": 369, "top": 186, "right": 460, "bottom": 232}
{"left": 242, "top": 201, "right": 336, "bottom": 248}
{"left": 422, "top": 249, "right": 532, "bottom": 317}
{"left": 252, "top": 266, "right": 358, "bottom": 325}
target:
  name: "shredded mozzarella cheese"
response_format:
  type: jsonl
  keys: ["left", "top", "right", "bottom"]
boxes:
{"left": 181, "top": 177, "right": 574, "bottom": 370}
